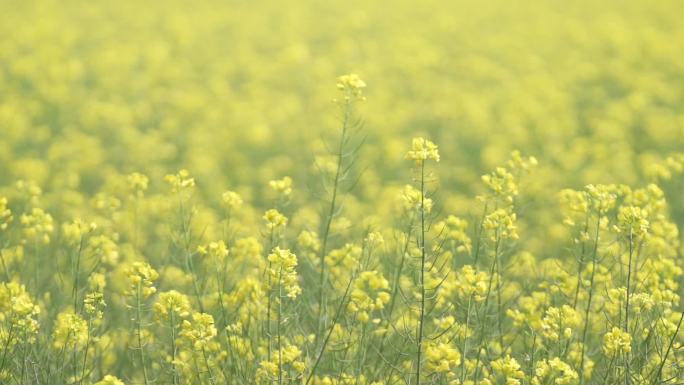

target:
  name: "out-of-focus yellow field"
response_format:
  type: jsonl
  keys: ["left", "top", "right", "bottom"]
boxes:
{"left": 0, "top": 0, "right": 683, "bottom": 384}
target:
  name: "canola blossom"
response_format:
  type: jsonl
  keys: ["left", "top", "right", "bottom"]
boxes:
{"left": 0, "top": 1, "right": 684, "bottom": 384}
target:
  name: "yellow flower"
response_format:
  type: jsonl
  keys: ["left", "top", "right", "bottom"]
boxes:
{"left": 61, "top": 218, "right": 97, "bottom": 246}
{"left": 154, "top": 290, "right": 191, "bottom": 321}
{"left": 221, "top": 190, "right": 243, "bottom": 211}
{"left": 269, "top": 176, "right": 293, "bottom": 198}
{"left": 347, "top": 270, "right": 390, "bottom": 322}
{"left": 20, "top": 207, "right": 54, "bottom": 244}
{"left": 602, "top": 327, "right": 632, "bottom": 356}
{"left": 180, "top": 312, "right": 217, "bottom": 350}
{"left": 127, "top": 172, "right": 149, "bottom": 197}
{"left": 401, "top": 184, "right": 433, "bottom": 214}
{"left": 0, "top": 197, "right": 12, "bottom": 230}
{"left": 52, "top": 311, "right": 88, "bottom": 350}
{"left": 616, "top": 205, "right": 649, "bottom": 237}
{"left": 481, "top": 167, "right": 517, "bottom": 203}
{"left": 336, "top": 74, "right": 366, "bottom": 100}
{"left": 406, "top": 137, "right": 440, "bottom": 164}
{"left": 93, "top": 375, "right": 125, "bottom": 385}
{"left": 268, "top": 247, "right": 301, "bottom": 299}
{"left": 124, "top": 261, "right": 159, "bottom": 298}
{"left": 541, "top": 305, "right": 581, "bottom": 341}
{"left": 532, "top": 357, "right": 578, "bottom": 385}
{"left": 197, "top": 240, "right": 229, "bottom": 261}
{"left": 483, "top": 208, "right": 518, "bottom": 241}
{"left": 492, "top": 355, "right": 525, "bottom": 385}
{"left": 164, "top": 169, "right": 195, "bottom": 192}
{"left": 0, "top": 282, "right": 40, "bottom": 342}
{"left": 263, "top": 208, "right": 288, "bottom": 230}
{"left": 424, "top": 341, "right": 460, "bottom": 373}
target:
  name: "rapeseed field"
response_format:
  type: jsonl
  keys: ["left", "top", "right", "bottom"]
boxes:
{"left": 0, "top": 0, "right": 683, "bottom": 384}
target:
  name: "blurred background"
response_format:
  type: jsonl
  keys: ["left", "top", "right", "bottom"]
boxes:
{"left": 1, "top": 0, "right": 683, "bottom": 254}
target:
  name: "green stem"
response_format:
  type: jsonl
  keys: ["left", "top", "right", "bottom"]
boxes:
{"left": 415, "top": 161, "right": 426, "bottom": 385}
{"left": 170, "top": 311, "right": 180, "bottom": 385}
{"left": 317, "top": 98, "right": 351, "bottom": 332}
{"left": 579, "top": 215, "right": 601, "bottom": 385}
{"left": 624, "top": 229, "right": 634, "bottom": 385}
{"left": 136, "top": 283, "right": 150, "bottom": 385}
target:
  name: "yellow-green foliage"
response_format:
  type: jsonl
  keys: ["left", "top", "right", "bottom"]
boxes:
{"left": 0, "top": 0, "right": 683, "bottom": 384}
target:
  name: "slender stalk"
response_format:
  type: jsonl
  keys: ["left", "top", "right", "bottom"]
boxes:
{"left": 201, "top": 346, "right": 216, "bottom": 385}
{"left": 573, "top": 214, "right": 591, "bottom": 309}
{"left": 460, "top": 294, "right": 473, "bottom": 384}
{"left": 472, "top": 203, "right": 488, "bottom": 267}
{"left": 473, "top": 234, "right": 501, "bottom": 384}
{"left": 650, "top": 311, "right": 684, "bottom": 385}
{"left": 19, "top": 337, "right": 27, "bottom": 385}
{"left": 266, "top": 227, "right": 276, "bottom": 362}
{"left": 495, "top": 239, "right": 504, "bottom": 351}
{"left": 579, "top": 216, "right": 602, "bottom": 385}
{"left": 354, "top": 323, "right": 369, "bottom": 383}
{"left": 305, "top": 273, "right": 355, "bottom": 385}
{"left": 277, "top": 268, "right": 283, "bottom": 385}
{"left": 317, "top": 98, "right": 352, "bottom": 329}
{"left": 135, "top": 283, "right": 150, "bottom": 385}
{"left": 415, "top": 161, "right": 426, "bottom": 385}
{"left": 372, "top": 219, "right": 414, "bottom": 374}
{"left": 624, "top": 228, "right": 634, "bottom": 385}
{"left": 72, "top": 235, "right": 85, "bottom": 311}
{"left": 0, "top": 246, "right": 11, "bottom": 281}
{"left": 170, "top": 311, "right": 180, "bottom": 385}
{"left": 0, "top": 321, "right": 15, "bottom": 375}
{"left": 77, "top": 319, "right": 93, "bottom": 385}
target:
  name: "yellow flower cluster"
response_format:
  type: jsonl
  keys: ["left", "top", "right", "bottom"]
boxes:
{"left": 532, "top": 358, "right": 579, "bottom": 385}
{"left": 616, "top": 205, "right": 650, "bottom": 237}
{"left": 93, "top": 375, "right": 125, "bottom": 385}
{"left": 0, "top": 197, "right": 12, "bottom": 230}
{"left": 267, "top": 247, "right": 301, "bottom": 299}
{"left": 197, "top": 240, "right": 229, "bottom": 261}
{"left": 84, "top": 290, "right": 106, "bottom": 319}
{"left": 221, "top": 190, "right": 243, "bottom": 211}
{"left": 263, "top": 208, "right": 288, "bottom": 231}
{"left": 180, "top": 312, "right": 217, "bottom": 350}
{"left": 20, "top": 207, "right": 54, "bottom": 244}
{"left": 269, "top": 176, "right": 293, "bottom": 199}
{"left": 347, "top": 270, "right": 390, "bottom": 323}
{"left": 435, "top": 215, "right": 472, "bottom": 254}
{"left": 424, "top": 341, "right": 461, "bottom": 374}
{"left": 448, "top": 265, "right": 489, "bottom": 302}
{"left": 127, "top": 172, "right": 149, "bottom": 198}
{"left": 491, "top": 355, "right": 525, "bottom": 385}
{"left": 483, "top": 209, "right": 519, "bottom": 242}
{"left": 164, "top": 169, "right": 195, "bottom": 193}
{"left": 602, "top": 327, "right": 632, "bottom": 356}
{"left": 52, "top": 311, "right": 88, "bottom": 349}
{"left": 406, "top": 137, "right": 440, "bottom": 165}
{"left": 0, "top": 282, "right": 40, "bottom": 342}
{"left": 401, "top": 184, "right": 433, "bottom": 214}
{"left": 154, "top": 290, "right": 191, "bottom": 321}
{"left": 540, "top": 305, "right": 581, "bottom": 341}
{"left": 257, "top": 344, "right": 306, "bottom": 381}
{"left": 61, "top": 218, "right": 97, "bottom": 246}
{"left": 124, "top": 262, "right": 159, "bottom": 298}
{"left": 336, "top": 74, "right": 367, "bottom": 101}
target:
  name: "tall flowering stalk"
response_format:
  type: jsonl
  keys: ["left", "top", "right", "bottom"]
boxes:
{"left": 576, "top": 184, "right": 617, "bottom": 385}
{"left": 405, "top": 136, "right": 440, "bottom": 385}
{"left": 316, "top": 74, "right": 366, "bottom": 326}
{"left": 165, "top": 169, "right": 204, "bottom": 311}
{"left": 124, "top": 262, "right": 158, "bottom": 385}
{"left": 154, "top": 290, "right": 191, "bottom": 385}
